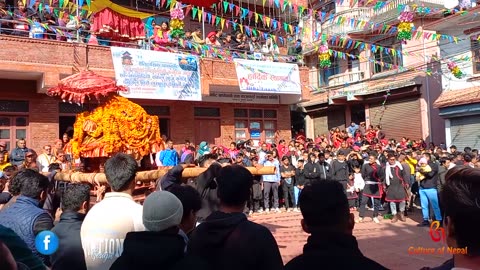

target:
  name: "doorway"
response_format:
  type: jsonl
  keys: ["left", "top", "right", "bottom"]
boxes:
{"left": 350, "top": 104, "right": 366, "bottom": 124}
{"left": 194, "top": 119, "right": 220, "bottom": 144}
{"left": 59, "top": 116, "right": 76, "bottom": 138}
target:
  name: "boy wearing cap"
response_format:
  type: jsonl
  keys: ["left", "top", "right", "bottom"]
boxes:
{"left": 111, "top": 191, "right": 208, "bottom": 270}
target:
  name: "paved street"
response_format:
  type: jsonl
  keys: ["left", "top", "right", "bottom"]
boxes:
{"left": 251, "top": 210, "right": 451, "bottom": 270}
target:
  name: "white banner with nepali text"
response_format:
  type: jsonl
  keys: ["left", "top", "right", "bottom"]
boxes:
{"left": 233, "top": 59, "right": 301, "bottom": 95}
{"left": 111, "top": 47, "right": 202, "bottom": 101}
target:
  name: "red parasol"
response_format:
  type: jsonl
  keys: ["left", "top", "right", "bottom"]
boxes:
{"left": 47, "top": 70, "right": 127, "bottom": 104}
{"left": 181, "top": 0, "right": 218, "bottom": 8}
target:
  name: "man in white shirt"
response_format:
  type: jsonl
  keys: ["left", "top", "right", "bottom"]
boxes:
{"left": 81, "top": 153, "right": 145, "bottom": 270}
{"left": 36, "top": 145, "right": 55, "bottom": 173}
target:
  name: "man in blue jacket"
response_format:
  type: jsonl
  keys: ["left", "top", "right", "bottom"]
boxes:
{"left": 156, "top": 140, "right": 180, "bottom": 167}
{"left": 0, "top": 169, "right": 52, "bottom": 266}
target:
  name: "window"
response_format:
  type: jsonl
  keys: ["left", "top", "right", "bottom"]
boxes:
{"left": 235, "top": 120, "right": 248, "bottom": 140}
{"left": 373, "top": 37, "right": 402, "bottom": 74}
{"left": 234, "top": 108, "right": 277, "bottom": 143}
{"left": 59, "top": 102, "right": 97, "bottom": 113}
{"left": 0, "top": 116, "right": 28, "bottom": 151}
{"left": 472, "top": 39, "right": 480, "bottom": 74}
{"left": 0, "top": 100, "right": 29, "bottom": 113}
{"left": 194, "top": 107, "right": 220, "bottom": 117}
{"left": 143, "top": 106, "right": 170, "bottom": 116}
{"left": 143, "top": 105, "right": 171, "bottom": 138}
{"left": 264, "top": 120, "right": 277, "bottom": 143}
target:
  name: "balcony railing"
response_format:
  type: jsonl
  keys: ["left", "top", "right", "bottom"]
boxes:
{"left": 328, "top": 71, "right": 365, "bottom": 87}
{"left": 321, "top": 8, "right": 372, "bottom": 35}
{"left": 371, "top": 0, "right": 445, "bottom": 23}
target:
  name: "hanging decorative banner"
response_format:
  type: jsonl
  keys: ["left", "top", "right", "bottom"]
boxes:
{"left": 111, "top": 47, "right": 202, "bottom": 101}
{"left": 233, "top": 59, "right": 301, "bottom": 94}
{"left": 169, "top": 1, "right": 185, "bottom": 39}
{"left": 397, "top": 6, "right": 414, "bottom": 44}
{"left": 318, "top": 43, "right": 331, "bottom": 69}
{"left": 447, "top": 62, "right": 463, "bottom": 79}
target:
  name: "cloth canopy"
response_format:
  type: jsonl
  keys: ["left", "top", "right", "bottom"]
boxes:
{"left": 91, "top": 8, "right": 146, "bottom": 40}
{"left": 84, "top": 0, "right": 154, "bottom": 19}
{"left": 47, "top": 70, "right": 127, "bottom": 104}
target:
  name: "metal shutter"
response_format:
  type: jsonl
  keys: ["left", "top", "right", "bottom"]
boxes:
{"left": 327, "top": 106, "right": 346, "bottom": 131}
{"left": 450, "top": 116, "right": 480, "bottom": 149}
{"left": 312, "top": 111, "right": 328, "bottom": 136}
{"left": 369, "top": 98, "right": 422, "bottom": 141}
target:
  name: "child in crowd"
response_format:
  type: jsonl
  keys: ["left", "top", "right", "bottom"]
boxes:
{"left": 346, "top": 173, "right": 358, "bottom": 211}
{"left": 416, "top": 158, "right": 431, "bottom": 182}
{"left": 353, "top": 165, "right": 365, "bottom": 209}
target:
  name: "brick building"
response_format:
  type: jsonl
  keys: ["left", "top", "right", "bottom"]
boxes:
{"left": 0, "top": 35, "right": 310, "bottom": 153}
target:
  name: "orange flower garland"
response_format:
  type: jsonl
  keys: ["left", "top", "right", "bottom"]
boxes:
{"left": 71, "top": 96, "right": 164, "bottom": 159}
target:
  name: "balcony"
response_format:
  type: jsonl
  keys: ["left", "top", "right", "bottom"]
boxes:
{"left": 371, "top": 0, "right": 445, "bottom": 23}
{"left": 328, "top": 71, "right": 365, "bottom": 87}
{"left": 321, "top": 8, "right": 372, "bottom": 36}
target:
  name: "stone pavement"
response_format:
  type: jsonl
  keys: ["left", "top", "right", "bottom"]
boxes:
{"left": 250, "top": 210, "right": 451, "bottom": 270}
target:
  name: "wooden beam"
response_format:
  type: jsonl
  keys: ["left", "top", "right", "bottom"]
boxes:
{"left": 54, "top": 166, "right": 276, "bottom": 185}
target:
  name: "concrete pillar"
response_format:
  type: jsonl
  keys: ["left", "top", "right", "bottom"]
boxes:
{"left": 305, "top": 114, "right": 314, "bottom": 139}
{"left": 345, "top": 105, "right": 352, "bottom": 126}
{"left": 365, "top": 104, "right": 370, "bottom": 127}
{"left": 445, "top": 119, "right": 451, "bottom": 147}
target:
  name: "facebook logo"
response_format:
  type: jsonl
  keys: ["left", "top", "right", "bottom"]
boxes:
{"left": 35, "top": 231, "right": 59, "bottom": 255}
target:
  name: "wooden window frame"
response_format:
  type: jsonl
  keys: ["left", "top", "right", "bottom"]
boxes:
{"left": 234, "top": 108, "right": 278, "bottom": 143}
{"left": 0, "top": 115, "right": 30, "bottom": 152}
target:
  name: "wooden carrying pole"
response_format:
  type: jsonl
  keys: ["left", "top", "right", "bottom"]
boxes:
{"left": 53, "top": 166, "right": 276, "bottom": 185}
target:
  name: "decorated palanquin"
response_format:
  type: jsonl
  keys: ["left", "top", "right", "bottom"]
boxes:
{"left": 48, "top": 71, "right": 164, "bottom": 161}
{"left": 71, "top": 96, "right": 164, "bottom": 160}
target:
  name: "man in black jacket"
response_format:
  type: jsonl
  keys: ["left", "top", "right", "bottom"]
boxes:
{"left": 51, "top": 184, "right": 90, "bottom": 270}
{"left": 417, "top": 153, "right": 442, "bottom": 227}
{"left": 331, "top": 150, "right": 349, "bottom": 191}
{"left": 188, "top": 165, "right": 283, "bottom": 270}
{"left": 317, "top": 153, "right": 331, "bottom": 181}
{"left": 303, "top": 153, "right": 321, "bottom": 185}
{"left": 285, "top": 181, "right": 387, "bottom": 270}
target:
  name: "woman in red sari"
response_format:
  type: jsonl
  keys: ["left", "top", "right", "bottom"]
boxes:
{"left": 366, "top": 125, "right": 377, "bottom": 143}
{"left": 333, "top": 128, "right": 342, "bottom": 149}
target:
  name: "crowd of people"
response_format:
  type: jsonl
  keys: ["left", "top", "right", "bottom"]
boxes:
{"left": 0, "top": 121, "right": 479, "bottom": 269}
{"left": 0, "top": 1, "right": 303, "bottom": 62}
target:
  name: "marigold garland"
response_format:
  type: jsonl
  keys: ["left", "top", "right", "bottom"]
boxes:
{"left": 318, "top": 44, "right": 331, "bottom": 69}
{"left": 447, "top": 62, "right": 463, "bottom": 79}
{"left": 71, "top": 96, "right": 164, "bottom": 159}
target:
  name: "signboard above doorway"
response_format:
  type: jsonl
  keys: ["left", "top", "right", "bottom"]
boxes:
{"left": 233, "top": 59, "right": 302, "bottom": 95}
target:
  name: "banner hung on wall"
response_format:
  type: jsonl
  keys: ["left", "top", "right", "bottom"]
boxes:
{"left": 234, "top": 59, "right": 302, "bottom": 94}
{"left": 111, "top": 47, "right": 202, "bottom": 101}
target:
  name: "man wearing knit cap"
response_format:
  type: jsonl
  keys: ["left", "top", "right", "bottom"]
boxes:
{"left": 111, "top": 191, "right": 208, "bottom": 270}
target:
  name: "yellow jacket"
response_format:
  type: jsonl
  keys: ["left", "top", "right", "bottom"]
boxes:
{"left": 405, "top": 156, "right": 417, "bottom": 175}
